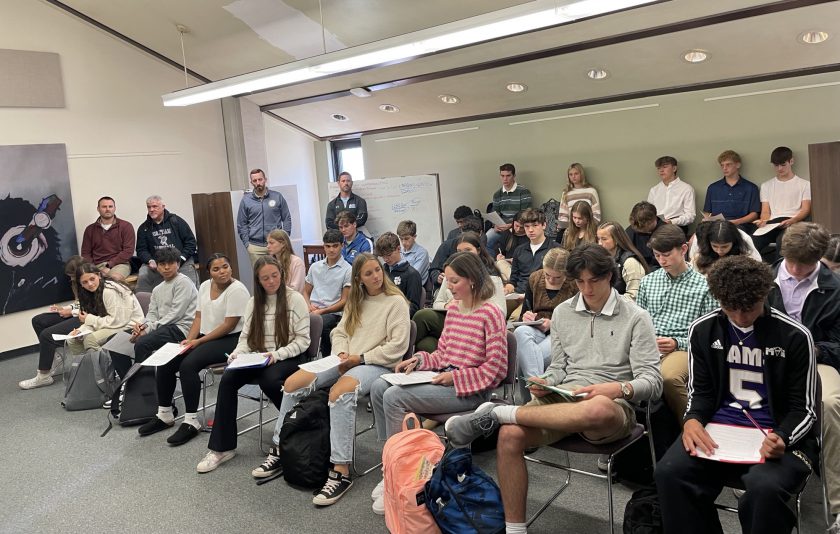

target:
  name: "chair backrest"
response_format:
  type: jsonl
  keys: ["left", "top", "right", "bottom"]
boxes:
{"left": 403, "top": 320, "right": 418, "bottom": 360}
{"left": 503, "top": 331, "right": 517, "bottom": 386}
{"left": 420, "top": 288, "right": 427, "bottom": 309}
{"left": 135, "top": 292, "right": 152, "bottom": 315}
{"left": 306, "top": 313, "right": 323, "bottom": 362}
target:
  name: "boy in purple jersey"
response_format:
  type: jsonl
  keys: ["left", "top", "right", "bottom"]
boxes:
{"left": 656, "top": 256, "right": 817, "bottom": 534}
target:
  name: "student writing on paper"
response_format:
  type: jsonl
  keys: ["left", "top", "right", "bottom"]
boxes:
{"left": 656, "top": 256, "right": 817, "bottom": 534}
{"left": 108, "top": 248, "right": 197, "bottom": 381}
{"left": 443, "top": 244, "right": 662, "bottom": 534}
{"left": 595, "top": 221, "right": 649, "bottom": 301}
{"left": 19, "top": 255, "right": 85, "bottom": 390}
{"left": 261, "top": 253, "right": 409, "bottom": 505}
{"left": 65, "top": 263, "right": 143, "bottom": 362}
{"left": 513, "top": 248, "right": 578, "bottom": 402}
{"left": 138, "top": 253, "right": 249, "bottom": 446}
{"left": 689, "top": 219, "right": 761, "bottom": 276}
{"left": 370, "top": 251, "right": 508, "bottom": 514}
{"left": 414, "top": 232, "right": 504, "bottom": 353}
{"left": 196, "top": 256, "right": 309, "bottom": 474}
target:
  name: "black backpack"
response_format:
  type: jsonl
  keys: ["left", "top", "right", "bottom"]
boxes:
{"left": 623, "top": 485, "right": 663, "bottom": 534}
{"left": 101, "top": 363, "right": 158, "bottom": 436}
{"left": 278, "top": 389, "right": 331, "bottom": 489}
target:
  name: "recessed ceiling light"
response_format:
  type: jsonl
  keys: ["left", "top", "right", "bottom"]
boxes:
{"left": 683, "top": 49, "right": 709, "bottom": 63}
{"left": 799, "top": 30, "right": 829, "bottom": 44}
{"left": 506, "top": 83, "right": 528, "bottom": 93}
{"left": 379, "top": 104, "right": 400, "bottom": 113}
{"left": 331, "top": 113, "right": 348, "bottom": 121}
{"left": 439, "top": 94, "right": 460, "bottom": 104}
{"left": 586, "top": 69, "right": 609, "bottom": 80}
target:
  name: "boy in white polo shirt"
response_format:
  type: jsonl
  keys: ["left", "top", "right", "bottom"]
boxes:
{"left": 752, "top": 146, "right": 812, "bottom": 261}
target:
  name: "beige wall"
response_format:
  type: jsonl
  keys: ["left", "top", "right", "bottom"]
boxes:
{"left": 356, "top": 72, "right": 840, "bottom": 239}
{"left": 0, "top": 1, "right": 229, "bottom": 352}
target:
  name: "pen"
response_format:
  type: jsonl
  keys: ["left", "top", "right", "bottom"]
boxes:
{"left": 741, "top": 408, "right": 769, "bottom": 436}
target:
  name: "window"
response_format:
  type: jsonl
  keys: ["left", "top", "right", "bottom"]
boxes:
{"left": 331, "top": 139, "right": 365, "bottom": 181}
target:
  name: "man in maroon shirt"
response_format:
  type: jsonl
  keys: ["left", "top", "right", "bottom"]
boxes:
{"left": 80, "top": 196, "right": 135, "bottom": 280}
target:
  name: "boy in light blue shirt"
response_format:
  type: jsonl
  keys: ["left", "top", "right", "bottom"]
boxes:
{"left": 397, "top": 220, "right": 430, "bottom": 285}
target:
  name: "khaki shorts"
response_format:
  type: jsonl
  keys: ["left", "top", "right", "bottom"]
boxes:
{"left": 96, "top": 262, "right": 130, "bottom": 280}
{"left": 525, "top": 382, "right": 637, "bottom": 447}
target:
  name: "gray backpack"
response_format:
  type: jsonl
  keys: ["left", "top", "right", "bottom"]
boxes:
{"left": 62, "top": 349, "right": 117, "bottom": 411}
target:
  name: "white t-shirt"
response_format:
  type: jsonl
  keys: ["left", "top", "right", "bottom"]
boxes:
{"left": 197, "top": 279, "right": 250, "bottom": 335}
{"left": 760, "top": 175, "right": 811, "bottom": 219}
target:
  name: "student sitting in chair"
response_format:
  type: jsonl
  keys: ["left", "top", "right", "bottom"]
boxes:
{"left": 337, "top": 210, "right": 372, "bottom": 265}
{"left": 656, "top": 256, "right": 817, "bottom": 534}
{"left": 370, "top": 251, "right": 508, "bottom": 514}
{"left": 305, "top": 229, "right": 352, "bottom": 357}
{"left": 595, "top": 222, "right": 650, "bottom": 301}
{"left": 267, "top": 228, "right": 305, "bottom": 293}
{"left": 138, "top": 253, "right": 249, "bottom": 446}
{"left": 397, "top": 220, "right": 430, "bottom": 286}
{"left": 254, "top": 253, "right": 410, "bottom": 505}
{"left": 375, "top": 232, "right": 423, "bottom": 317}
{"left": 196, "top": 256, "right": 309, "bottom": 473}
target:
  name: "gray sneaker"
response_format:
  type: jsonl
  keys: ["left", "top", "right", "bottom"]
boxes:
{"left": 49, "top": 354, "right": 64, "bottom": 377}
{"left": 444, "top": 402, "right": 498, "bottom": 448}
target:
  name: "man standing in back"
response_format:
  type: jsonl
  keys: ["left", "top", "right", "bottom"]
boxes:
{"left": 702, "top": 150, "right": 760, "bottom": 232}
{"left": 80, "top": 196, "right": 135, "bottom": 281}
{"left": 647, "top": 156, "right": 696, "bottom": 234}
{"left": 237, "top": 168, "right": 292, "bottom": 267}
{"left": 325, "top": 171, "right": 368, "bottom": 232}
{"left": 487, "top": 163, "right": 532, "bottom": 255}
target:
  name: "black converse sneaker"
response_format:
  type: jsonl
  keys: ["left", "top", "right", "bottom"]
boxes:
{"left": 251, "top": 446, "right": 283, "bottom": 478}
{"left": 312, "top": 469, "right": 353, "bottom": 506}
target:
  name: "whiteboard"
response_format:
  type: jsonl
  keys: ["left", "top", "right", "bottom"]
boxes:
{"left": 327, "top": 174, "right": 443, "bottom": 253}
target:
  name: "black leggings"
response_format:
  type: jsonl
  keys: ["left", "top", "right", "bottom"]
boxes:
{"left": 32, "top": 313, "right": 79, "bottom": 371}
{"left": 155, "top": 333, "right": 239, "bottom": 412}
{"left": 208, "top": 356, "right": 301, "bottom": 452}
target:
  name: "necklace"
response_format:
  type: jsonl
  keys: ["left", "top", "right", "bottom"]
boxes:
{"left": 730, "top": 323, "right": 755, "bottom": 346}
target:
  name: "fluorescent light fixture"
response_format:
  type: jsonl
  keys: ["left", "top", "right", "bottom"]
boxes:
{"left": 331, "top": 113, "right": 349, "bottom": 121}
{"left": 162, "top": 0, "right": 656, "bottom": 106}
{"left": 586, "top": 68, "right": 609, "bottom": 80}
{"left": 799, "top": 30, "right": 829, "bottom": 44}
{"left": 506, "top": 83, "right": 528, "bottom": 93}
{"left": 683, "top": 49, "right": 709, "bottom": 63}
{"left": 349, "top": 87, "right": 372, "bottom": 98}
{"left": 439, "top": 94, "right": 460, "bottom": 104}
{"left": 379, "top": 104, "right": 400, "bottom": 113}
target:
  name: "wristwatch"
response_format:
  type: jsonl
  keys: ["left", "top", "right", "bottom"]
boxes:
{"left": 620, "top": 382, "right": 632, "bottom": 400}
{"left": 359, "top": 353, "right": 366, "bottom": 365}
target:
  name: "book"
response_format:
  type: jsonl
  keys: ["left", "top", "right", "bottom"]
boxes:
{"left": 226, "top": 352, "right": 271, "bottom": 370}
{"left": 694, "top": 422, "right": 768, "bottom": 464}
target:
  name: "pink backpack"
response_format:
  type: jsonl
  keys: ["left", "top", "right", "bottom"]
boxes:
{"left": 382, "top": 413, "right": 445, "bottom": 534}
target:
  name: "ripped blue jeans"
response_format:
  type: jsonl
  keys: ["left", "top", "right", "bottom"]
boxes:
{"left": 272, "top": 363, "right": 390, "bottom": 465}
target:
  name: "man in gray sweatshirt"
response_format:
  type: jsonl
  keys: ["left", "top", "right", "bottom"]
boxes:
{"left": 445, "top": 243, "right": 662, "bottom": 534}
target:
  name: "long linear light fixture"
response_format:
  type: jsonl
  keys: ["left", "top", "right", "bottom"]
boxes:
{"left": 162, "top": 0, "right": 656, "bottom": 107}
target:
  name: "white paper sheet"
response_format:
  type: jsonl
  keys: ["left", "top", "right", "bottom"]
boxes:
{"left": 508, "top": 320, "right": 543, "bottom": 328}
{"left": 380, "top": 371, "right": 439, "bottom": 386}
{"left": 484, "top": 211, "right": 507, "bottom": 227}
{"left": 752, "top": 222, "right": 781, "bottom": 237}
{"left": 52, "top": 331, "right": 88, "bottom": 341}
{"left": 298, "top": 354, "right": 342, "bottom": 373}
{"left": 695, "top": 422, "right": 767, "bottom": 464}
{"left": 140, "top": 343, "right": 188, "bottom": 367}
{"left": 101, "top": 331, "right": 136, "bottom": 357}
{"left": 506, "top": 293, "right": 525, "bottom": 300}
{"left": 226, "top": 352, "right": 270, "bottom": 370}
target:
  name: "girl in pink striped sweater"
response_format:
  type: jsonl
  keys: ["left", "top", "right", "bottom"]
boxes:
{"left": 369, "top": 251, "right": 508, "bottom": 513}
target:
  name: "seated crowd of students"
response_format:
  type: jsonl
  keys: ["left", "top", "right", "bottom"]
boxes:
{"left": 16, "top": 143, "right": 840, "bottom": 534}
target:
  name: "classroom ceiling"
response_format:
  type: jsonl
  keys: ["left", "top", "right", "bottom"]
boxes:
{"left": 52, "top": 0, "right": 840, "bottom": 140}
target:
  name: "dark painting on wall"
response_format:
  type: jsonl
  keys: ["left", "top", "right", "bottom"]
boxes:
{"left": 0, "top": 144, "right": 78, "bottom": 315}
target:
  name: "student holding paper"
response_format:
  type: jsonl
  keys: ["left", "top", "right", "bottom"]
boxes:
{"left": 138, "top": 253, "right": 249, "bottom": 445}
{"left": 19, "top": 255, "right": 85, "bottom": 390}
{"left": 656, "top": 256, "right": 817, "bottom": 534}
{"left": 66, "top": 263, "right": 144, "bottom": 357}
{"left": 196, "top": 256, "right": 310, "bottom": 473}
{"left": 513, "top": 248, "right": 578, "bottom": 402}
{"left": 370, "top": 251, "right": 508, "bottom": 513}
{"left": 255, "top": 253, "right": 409, "bottom": 505}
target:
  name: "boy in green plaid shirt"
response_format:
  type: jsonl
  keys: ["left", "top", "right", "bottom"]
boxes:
{"left": 637, "top": 225, "right": 717, "bottom": 421}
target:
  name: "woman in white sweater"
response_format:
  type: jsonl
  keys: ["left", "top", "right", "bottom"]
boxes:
{"left": 66, "top": 263, "right": 143, "bottom": 355}
{"left": 558, "top": 162, "right": 602, "bottom": 235}
{"left": 254, "top": 253, "right": 410, "bottom": 506}
{"left": 197, "top": 256, "right": 310, "bottom": 473}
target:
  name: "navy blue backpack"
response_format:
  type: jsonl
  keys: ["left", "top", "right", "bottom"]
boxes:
{"left": 424, "top": 447, "right": 505, "bottom": 534}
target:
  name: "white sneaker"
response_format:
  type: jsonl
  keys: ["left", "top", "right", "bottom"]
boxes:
{"left": 371, "top": 478, "right": 385, "bottom": 501}
{"left": 49, "top": 354, "right": 64, "bottom": 377}
{"left": 372, "top": 494, "right": 385, "bottom": 515}
{"left": 197, "top": 450, "right": 235, "bottom": 473}
{"left": 19, "top": 373, "right": 54, "bottom": 390}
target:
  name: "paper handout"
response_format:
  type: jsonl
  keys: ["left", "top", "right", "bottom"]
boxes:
{"left": 694, "top": 422, "right": 768, "bottom": 464}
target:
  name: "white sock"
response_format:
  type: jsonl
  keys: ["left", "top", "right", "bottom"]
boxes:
{"left": 184, "top": 413, "right": 201, "bottom": 430}
{"left": 37, "top": 370, "right": 50, "bottom": 377}
{"left": 157, "top": 406, "right": 174, "bottom": 424}
{"left": 493, "top": 405, "right": 519, "bottom": 425}
{"left": 506, "top": 522, "right": 528, "bottom": 534}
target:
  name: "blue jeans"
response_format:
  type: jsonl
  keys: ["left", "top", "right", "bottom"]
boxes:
{"left": 370, "top": 379, "right": 487, "bottom": 441}
{"left": 514, "top": 325, "right": 551, "bottom": 401}
{"left": 486, "top": 228, "right": 505, "bottom": 255}
{"left": 273, "top": 363, "right": 390, "bottom": 465}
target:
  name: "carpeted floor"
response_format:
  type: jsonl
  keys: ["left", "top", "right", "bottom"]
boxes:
{"left": 0, "top": 351, "right": 829, "bottom": 533}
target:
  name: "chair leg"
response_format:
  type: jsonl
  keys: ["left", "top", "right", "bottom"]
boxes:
{"left": 606, "top": 455, "right": 616, "bottom": 534}
{"left": 350, "top": 397, "right": 381, "bottom": 477}
{"left": 525, "top": 451, "right": 572, "bottom": 527}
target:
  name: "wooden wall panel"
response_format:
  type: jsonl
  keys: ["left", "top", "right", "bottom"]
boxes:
{"left": 191, "top": 192, "right": 239, "bottom": 283}
{"left": 808, "top": 142, "right": 840, "bottom": 233}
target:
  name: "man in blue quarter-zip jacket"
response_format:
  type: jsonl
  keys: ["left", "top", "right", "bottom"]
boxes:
{"left": 656, "top": 256, "right": 817, "bottom": 534}
{"left": 237, "top": 168, "right": 292, "bottom": 267}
